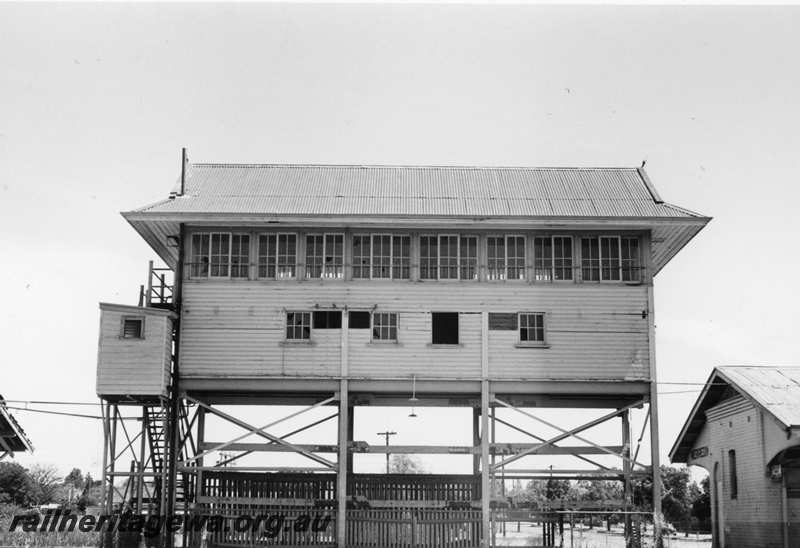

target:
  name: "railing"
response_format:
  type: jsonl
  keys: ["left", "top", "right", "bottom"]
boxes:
{"left": 347, "top": 508, "right": 481, "bottom": 548}
{"left": 140, "top": 260, "right": 174, "bottom": 308}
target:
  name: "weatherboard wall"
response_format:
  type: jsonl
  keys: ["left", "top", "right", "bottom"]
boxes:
{"left": 178, "top": 281, "right": 651, "bottom": 382}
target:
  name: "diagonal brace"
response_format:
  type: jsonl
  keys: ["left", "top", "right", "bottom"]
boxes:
{"left": 182, "top": 395, "right": 336, "bottom": 468}
{"left": 492, "top": 398, "right": 646, "bottom": 470}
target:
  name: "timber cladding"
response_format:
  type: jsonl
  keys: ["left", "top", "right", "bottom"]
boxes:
{"left": 179, "top": 282, "right": 650, "bottom": 382}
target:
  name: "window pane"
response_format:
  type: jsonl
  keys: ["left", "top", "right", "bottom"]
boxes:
{"left": 392, "top": 236, "right": 410, "bottom": 279}
{"left": 230, "top": 234, "right": 250, "bottom": 278}
{"left": 258, "top": 234, "right": 277, "bottom": 278}
{"left": 439, "top": 235, "right": 459, "bottom": 279}
{"left": 487, "top": 237, "right": 505, "bottom": 280}
{"left": 352, "top": 235, "right": 370, "bottom": 279}
{"left": 420, "top": 236, "right": 438, "bottom": 280}
{"left": 459, "top": 236, "right": 478, "bottom": 280}
{"left": 305, "top": 235, "right": 323, "bottom": 278}
{"left": 581, "top": 237, "right": 600, "bottom": 281}
{"left": 286, "top": 312, "right": 310, "bottom": 340}
{"left": 324, "top": 234, "right": 344, "bottom": 279}
{"left": 210, "top": 233, "right": 230, "bottom": 277}
{"left": 372, "top": 235, "right": 392, "bottom": 279}
{"left": 373, "top": 313, "right": 398, "bottom": 341}
{"left": 600, "top": 236, "right": 621, "bottom": 281}
{"left": 553, "top": 237, "right": 573, "bottom": 281}
{"left": 534, "top": 237, "right": 553, "bottom": 281}
{"left": 621, "top": 237, "right": 641, "bottom": 282}
{"left": 191, "top": 234, "right": 210, "bottom": 277}
{"left": 519, "top": 313, "right": 545, "bottom": 343}
{"left": 507, "top": 236, "right": 525, "bottom": 280}
{"left": 277, "top": 234, "right": 296, "bottom": 278}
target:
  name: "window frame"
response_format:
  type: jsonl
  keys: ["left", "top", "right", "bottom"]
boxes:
{"left": 285, "top": 311, "right": 312, "bottom": 341}
{"left": 304, "top": 232, "right": 345, "bottom": 280}
{"left": 353, "top": 233, "right": 412, "bottom": 280}
{"left": 517, "top": 312, "right": 547, "bottom": 347}
{"left": 487, "top": 234, "right": 526, "bottom": 281}
{"left": 581, "top": 235, "right": 639, "bottom": 283}
{"left": 257, "top": 232, "right": 298, "bottom": 280}
{"left": 729, "top": 449, "right": 738, "bottom": 499}
{"left": 119, "top": 315, "right": 145, "bottom": 340}
{"left": 371, "top": 312, "right": 399, "bottom": 343}
{"left": 430, "top": 312, "right": 460, "bottom": 346}
{"left": 534, "top": 235, "right": 574, "bottom": 282}
{"left": 190, "top": 231, "right": 253, "bottom": 279}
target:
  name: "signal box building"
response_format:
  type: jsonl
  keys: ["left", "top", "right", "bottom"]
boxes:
{"left": 670, "top": 366, "right": 800, "bottom": 548}
{"left": 96, "top": 160, "right": 709, "bottom": 547}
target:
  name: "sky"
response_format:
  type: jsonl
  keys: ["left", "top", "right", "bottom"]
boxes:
{"left": 1, "top": 3, "right": 799, "bottom": 482}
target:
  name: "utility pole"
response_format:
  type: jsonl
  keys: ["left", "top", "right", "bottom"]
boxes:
{"left": 377, "top": 430, "right": 397, "bottom": 474}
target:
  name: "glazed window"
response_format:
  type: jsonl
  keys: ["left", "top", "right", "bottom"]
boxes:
{"left": 621, "top": 237, "right": 641, "bottom": 282}
{"left": 352, "top": 235, "right": 411, "bottom": 280}
{"left": 286, "top": 312, "right": 311, "bottom": 340}
{"left": 305, "top": 233, "right": 344, "bottom": 279}
{"left": 459, "top": 236, "right": 478, "bottom": 280}
{"left": 420, "top": 236, "right": 438, "bottom": 280}
{"left": 372, "top": 313, "right": 398, "bottom": 342}
{"left": 534, "top": 236, "right": 573, "bottom": 281}
{"left": 519, "top": 313, "right": 545, "bottom": 344}
{"left": 230, "top": 234, "right": 250, "bottom": 278}
{"left": 488, "top": 236, "right": 525, "bottom": 280}
{"left": 191, "top": 232, "right": 248, "bottom": 278}
{"left": 258, "top": 233, "right": 297, "bottom": 279}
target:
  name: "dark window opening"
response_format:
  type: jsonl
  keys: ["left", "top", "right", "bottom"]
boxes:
{"left": 349, "top": 311, "right": 371, "bottom": 329}
{"left": 488, "top": 313, "right": 517, "bottom": 330}
{"left": 313, "top": 311, "right": 342, "bottom": 329}
{"left": 432, "top": 312, "right": 459, "bottom": 345}
{"left": 729, "top": 450, "right": 738, "bottom": 499}
{"left": 122, "top": 318, "right": 143, "bottom": 339}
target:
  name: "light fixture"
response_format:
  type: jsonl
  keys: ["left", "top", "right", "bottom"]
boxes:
{"left": 166, "top": 235, "right": 180, "bottom": 247}
{"left": 408, "top": 374, "right": 419, "bottom": 418}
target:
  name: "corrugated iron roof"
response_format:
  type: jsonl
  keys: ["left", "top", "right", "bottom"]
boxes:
{"left": 135, "top": 164, "right": 704, "bottom": 219}
{"left": 670, "top": 366, "right": 800, "bottom": 463}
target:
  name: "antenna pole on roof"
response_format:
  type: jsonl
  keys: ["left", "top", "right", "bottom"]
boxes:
{"left": 180, "top": 148, "right": 188, "bottom": 195}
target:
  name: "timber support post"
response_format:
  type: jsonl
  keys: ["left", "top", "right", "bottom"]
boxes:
{"left": 337, "top": 380, "right": 349, "bottom": 548}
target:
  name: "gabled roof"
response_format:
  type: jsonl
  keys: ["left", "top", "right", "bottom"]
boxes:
{"left": 123, "top": 163, "right": 710, "bottom": 271}
{"left": 669, "top": 366, "right": 800, "bottom": 463}
{"left": 0, "top": 395, "right": 34, "bottom": 456}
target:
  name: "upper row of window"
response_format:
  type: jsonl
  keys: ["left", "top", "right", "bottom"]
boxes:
{"left": 189, "top": 233, "right": 643, "bottom": 283}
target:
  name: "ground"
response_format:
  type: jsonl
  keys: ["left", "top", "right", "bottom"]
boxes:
{"left": 493, "top": 521, "right": 711, "bottom": 548}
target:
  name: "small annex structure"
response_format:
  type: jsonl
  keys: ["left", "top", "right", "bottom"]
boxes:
{"left": 670, "top": 366, "right": 800, "bottom": 548}
{"left": 0, "top": 395, "right": 34, "bottom": 460}
{"left": 96, "top": 152, "right": 710, "bottom": 548}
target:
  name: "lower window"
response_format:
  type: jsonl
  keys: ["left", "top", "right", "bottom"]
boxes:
{"left": 286, "top": 312, "right": 311, "bottom": 340}
{"left": 372, "top": 313, "right": 398, "bottom": 341}
{"left": 432, "top": 312, "right": 459, "bottom": 344}
{"left": 519, "top": 313, "right": 545, "bottom": 344}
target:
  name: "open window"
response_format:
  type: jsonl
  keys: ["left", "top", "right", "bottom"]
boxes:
{"left": 313, "top": 311, "right": 342, "bottom": 329}
{"left": 431, "top": 312, "right": 459, "bottom": 345}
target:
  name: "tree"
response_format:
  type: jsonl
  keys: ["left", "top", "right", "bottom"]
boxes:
{"left": 0, "top": 462, "right": 36, "bottom": 506}
{"left": 29, "top": 464, "right": 62, "bottom": 505}
{"left": 544, "top": 478, "right": 570, "bottom": 501}
{"left": 64, "top": 468, "right": 84, "bottom": 489}
{"left": 691, "top": 476, "right": 711, "bottom": 522}
{"left": 389, "top": 455, "right": 425, "bottom": 474}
